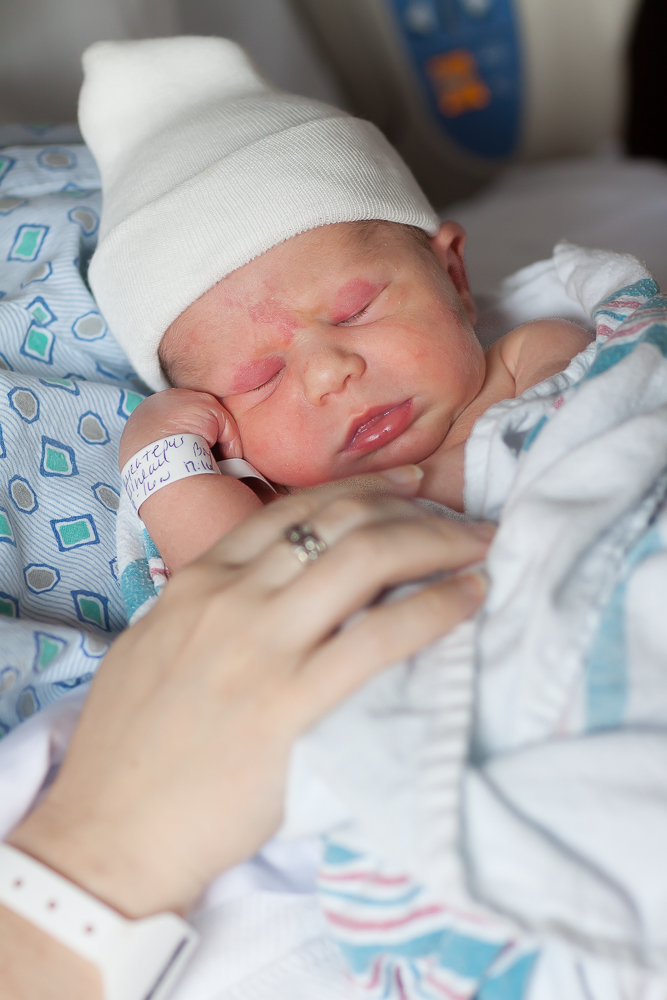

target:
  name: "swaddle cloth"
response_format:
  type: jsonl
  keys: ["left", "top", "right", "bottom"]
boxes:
{"left": 279, "top": 246, "right": 667, "bottom": 999}
{"left": 0, "top": 141, "right": 144, "bottom": 734}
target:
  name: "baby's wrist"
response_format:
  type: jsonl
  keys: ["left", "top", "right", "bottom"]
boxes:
{"left": 119, "top": 420, "right": 214, "bottom": 469}
{"left": 121, "top": 434, "right": 220, "bottom": 514}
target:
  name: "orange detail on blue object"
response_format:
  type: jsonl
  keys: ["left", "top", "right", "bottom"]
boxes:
{"left": 425, "top": 50, "right": 492, "bottom": 117}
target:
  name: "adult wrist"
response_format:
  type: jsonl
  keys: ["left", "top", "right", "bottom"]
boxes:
{"left": 0, "top": 898, "right": 102, "bottom": 1000}
{"left": 0, "top": 841, "right": 199, "bottom": 1000}
{"left": 8, "top": 802, "right": 194, "bottom": 921}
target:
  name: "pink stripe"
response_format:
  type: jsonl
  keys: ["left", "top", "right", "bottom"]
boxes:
{"left": 396, "top": 966, "right": 408, "bottom": 1000}
{"left": 321, "top": 890, "right": 497, "bottom": 930}
{"left": 424, "top": 971, "right": 471, "bottom": 1000}
{"left": 605, "top": 310, "right": 667, "bottom": 336}
{"left": 324, "top": 903, "right": 444, "bottom": 931}
{"left": 607, "top": 321, "right": 651, "bottom": 339}
{"left": 319, "top": 871, "right": 411, "bottom": 885}
{"left": 601, "top": 298, "right": 643, "bottom": 309}
{"left": 367, "top": 957, "right": 382, "bottom": 990}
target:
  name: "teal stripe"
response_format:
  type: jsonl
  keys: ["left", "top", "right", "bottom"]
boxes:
{"left": 119, "top": 558, "right": 154, "bottom": 620}
{"left": 339, "top": 929, "right": 505, "bottom": 978}
{"left": 585, "top": 342, "right": 634, "bottom": 380}
{"left": 477, "top": 952, "right": 539, "bottom": 999}
{"left": 319, "top": 884, "right": 422, "bottom": 906}
{"left": 585, "top": 581, "right": 628, "bottom": 730}
{"left": 594, "top": 278, "right": 658, "bottom": 309}
{"left": 587, "top": 320, "right": 667, "bottom": 382}
{"left": 323, "top": 842, "right": 363, "bottom": 865}
{"left": 143, "top": 527, "right": 162, "bottom": 561}
{"left": 594, "top": 308, "right": 627, "bottom": 322}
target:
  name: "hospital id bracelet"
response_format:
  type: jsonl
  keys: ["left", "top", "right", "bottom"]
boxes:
{"left": 0, "top": 842, "right": 199, "bottom": 1000}
{"left": 121, "top": 433, "right": 220, "bottom": 513}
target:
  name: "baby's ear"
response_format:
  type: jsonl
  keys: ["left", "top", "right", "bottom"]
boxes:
{"left": 430, "top": 222, "right": 476, "bottom": 326}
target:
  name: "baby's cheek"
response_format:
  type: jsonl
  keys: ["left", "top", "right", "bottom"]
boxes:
{"left": 238, "top": 411, "right": 334, "bottom": 488}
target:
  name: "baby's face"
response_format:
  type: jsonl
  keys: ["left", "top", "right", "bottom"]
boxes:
{"left": 161, "top": 221, "right": 484, "bottom": 487}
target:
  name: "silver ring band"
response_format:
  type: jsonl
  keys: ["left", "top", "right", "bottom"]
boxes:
{"left": 284, "top": 522, "right": 327, "bottom": 564}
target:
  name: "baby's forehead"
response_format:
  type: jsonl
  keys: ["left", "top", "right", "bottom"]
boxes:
{"left": 235, "top": 219, "right": 429, "bottom": 280}
{"left": 159, "top": 220, "right": 430, "bottom": 380}
{"left": 300, "top": 219, "right": 430, "bottom": 257}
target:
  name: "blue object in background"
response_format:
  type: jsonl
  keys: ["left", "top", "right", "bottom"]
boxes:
{"left": 387, "top": 0, "right": 521, "bottom": 159}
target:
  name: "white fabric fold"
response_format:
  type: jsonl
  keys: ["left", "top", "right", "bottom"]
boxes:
{"left": 281, "top": 618, "right": 479, "bottom": 909}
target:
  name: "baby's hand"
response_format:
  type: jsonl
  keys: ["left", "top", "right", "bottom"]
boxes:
{"left": 118, "top": 388, "right": 242, "bottom": 469}
{"left": 118, "top": 389, "right": 262, "bottom": 572}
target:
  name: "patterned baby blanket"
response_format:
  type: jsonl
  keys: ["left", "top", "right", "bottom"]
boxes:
{"left": 0, "top": 137, "right": 146, "bottom": 734}
{"left": 280, "top": 247, "right": 667, "bottom": 1000}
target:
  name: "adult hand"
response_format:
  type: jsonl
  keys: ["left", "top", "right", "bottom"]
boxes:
{"left": 4, "top": 467, "right": 492, "bottom": 995}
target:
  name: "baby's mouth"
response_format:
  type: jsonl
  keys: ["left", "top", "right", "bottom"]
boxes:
{"left": 343, "top": 400, "right": 414, "bottom": 455}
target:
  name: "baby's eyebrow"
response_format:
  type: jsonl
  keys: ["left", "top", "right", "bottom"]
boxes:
{"left": 330, "top": 279, "right": 385, "bottom": 324}
{"left": 225, "top": 355, "right": 284, "bottom": 395}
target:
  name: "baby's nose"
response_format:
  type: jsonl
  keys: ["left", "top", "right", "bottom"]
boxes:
{"left": 300, "top": 343, "right": 365, "bottom": 405}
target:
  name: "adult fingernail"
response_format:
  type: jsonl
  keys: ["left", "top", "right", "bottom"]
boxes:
{"left": 381, "top": 465, "right": 424, "bottom": 486}
{"left": 457, "top": 568, "right": 490, "bottom": 605}
{"left": 468, "top": 521, "right": 497, "bottom": 541}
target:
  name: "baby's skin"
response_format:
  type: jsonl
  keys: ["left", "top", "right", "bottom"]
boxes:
{"left": 119, "top": 221, "right": 590, "bottom": 570}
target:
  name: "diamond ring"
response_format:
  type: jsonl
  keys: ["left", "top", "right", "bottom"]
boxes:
{"left": 284, "top": 522, "right": 327, "bottom": 564}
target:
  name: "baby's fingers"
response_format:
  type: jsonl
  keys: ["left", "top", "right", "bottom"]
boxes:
{"left": 216, "top": 405, "right": 243, "bottom": 459}
{"left": 294, "top": 570, "right": 487, "bottom": 726}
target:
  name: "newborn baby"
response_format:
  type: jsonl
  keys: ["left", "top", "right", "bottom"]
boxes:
{"left": 118, "top": 219, "right": 589, "bottom": 570}
{"left": 77, "top": 36, "right": 588, "bottom": 572}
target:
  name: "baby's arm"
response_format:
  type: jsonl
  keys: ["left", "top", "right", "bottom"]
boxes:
{"left": 491, "top": 318, "right": 593, "bottom": 396}
{"left": 119, "top": 389, "right": 262, "bottom": 572}
{"left": 418, "top": 319, "right": 592, "bottom": 511}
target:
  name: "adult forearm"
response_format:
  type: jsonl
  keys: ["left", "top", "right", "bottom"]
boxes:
{"left": 0, "top": 903, "right": 100, "bottom": 1000}
{"left": 0, "top": 470, "right": 489, "bottom": 996}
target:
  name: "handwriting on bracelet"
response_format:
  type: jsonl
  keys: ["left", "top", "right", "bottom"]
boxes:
{"left": 122, "top": 435, "right": 217, "bottom": 511}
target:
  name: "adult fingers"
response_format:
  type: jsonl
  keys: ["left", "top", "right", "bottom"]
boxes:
{"left": 227, "top": 491, "right": 440, "bottom": 592}
{"left": 264, "top": 513, "right": 492, "bottom": 651}
{"left": 293, "top": 569, "right": 487, "bottom": 726}
{"left": 209, "top": 466, "right": 427, "bottom": 567}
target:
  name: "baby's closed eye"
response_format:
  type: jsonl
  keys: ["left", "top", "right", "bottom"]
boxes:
{"left": 330, "top": 279, "right": 388, "bottom": 326}
{"left": 246, "top": 366, "right": 285, "bottom": 393}
{"left": 337, "top": 300, "right": 374, "bottom": 325}
{"left": 226, "top": 356, "right": 285, "bottom": 396}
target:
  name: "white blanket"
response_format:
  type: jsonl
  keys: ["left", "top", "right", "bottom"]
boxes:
{"left": 276, "top": 245, "right": 667, "bottom": 999}
{"left": 6, "top": 244, "right": 667, "bottom": 1000}
{"left": 5, "top": 144, "right": 667, "bottom": 998}
{"left": 7, "top": 243, "right": 666, "bottom": 1000}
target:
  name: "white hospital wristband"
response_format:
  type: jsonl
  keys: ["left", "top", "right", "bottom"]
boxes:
{"left": 121, "top": 434, "right": 220, "bottom": 513}
{"left": 0, "top": 842, "right": 199, "bottom": 1000}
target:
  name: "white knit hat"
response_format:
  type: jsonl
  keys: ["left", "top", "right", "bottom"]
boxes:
{"left": 79, "top": 36, "right": 439, "bottom": 391}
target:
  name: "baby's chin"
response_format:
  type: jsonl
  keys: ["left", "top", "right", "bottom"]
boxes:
{"left": 244, "top": 399, "right": 455, "bottom": 488}
{"left": 262, "top": 444, "right": 440, "bottom": 490}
